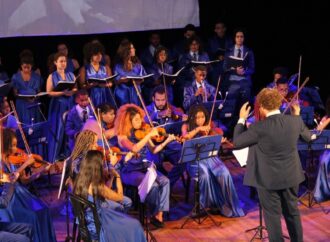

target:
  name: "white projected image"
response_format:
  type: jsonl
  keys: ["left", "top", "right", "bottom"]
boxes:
{"left": 0, "top": 0, "right": 200, "bottom": 37}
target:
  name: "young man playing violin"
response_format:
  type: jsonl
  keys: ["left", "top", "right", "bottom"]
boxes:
{"left": 145, "top": 85, "right": 187, "bottom": 187}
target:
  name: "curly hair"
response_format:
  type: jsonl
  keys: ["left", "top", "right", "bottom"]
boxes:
{"left": 187, "top": 104, "right": 210, "bottom": 131}
{"left": 73, "top": 150, "right": 105, "bottom": 200}
{"left": 114, "top": 104, "right": 145, "bottom": 137}
{"left": 256, "top": 88, "right": 283, "bottom": 111}
{"left": 83, "top": 42, "right": 105, "bottom": 63}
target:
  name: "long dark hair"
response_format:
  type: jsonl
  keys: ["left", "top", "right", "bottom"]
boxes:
{"left": 73, "top": 150, "right": 105, "bottom": 201}
{"left": 3, "top": 128, "right": 16, "bottom": 155}
{"left": 187, "top": 105, "right": 210, "bottom": 131}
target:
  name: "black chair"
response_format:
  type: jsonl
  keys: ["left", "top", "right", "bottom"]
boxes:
{"left": 69, "top": 193, "right": 101, "bottom": 242}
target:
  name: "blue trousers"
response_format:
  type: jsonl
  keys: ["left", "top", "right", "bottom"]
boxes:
{"left": 0, "top": 222, "right": 32, "bottom": 242}
{"left": 121, "top": 170, "right": 170, "bottom": 215}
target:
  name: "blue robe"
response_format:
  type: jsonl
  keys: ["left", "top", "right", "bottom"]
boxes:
{"left": 48, "top": 71, "right": 75, "bottom": 162}
{"left": 183, "top": 80, "right": 216, "bottom": 111}
{"left": 12, "top": 71, "right": 43, "bottom": 125}
{"left": 145, "top": 62, "right": 174, "bottom": 104}
{"left": 120, "top": 130, "right": 170, "bottom": 215}
{"left": 114, "top": 63, "right": 146, "bottom": 106}
{"left": 85, "top": 64, "right": 115, "bottom": 107}
{"left": 186, "top": 135, "right": 244, "bottom": 217}
{"left": 86, "top": 196, "right": 146, "bottom": 242}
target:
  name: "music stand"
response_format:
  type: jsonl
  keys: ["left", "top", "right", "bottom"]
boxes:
{"left": 179, "top": 135, "right": 222, "bottom": 228}
{"left": 297, "top": 130, "right": 330, "bottom": 214}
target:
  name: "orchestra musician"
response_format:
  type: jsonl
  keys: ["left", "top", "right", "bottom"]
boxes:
{"left": 1, "top": 128, "right": 56, "bottom": 242}
{"left": 181, "top": 104, "right": 244, "bottom": 217}
{"left": 114, "top": 104, "right": 174, "bottom": 228}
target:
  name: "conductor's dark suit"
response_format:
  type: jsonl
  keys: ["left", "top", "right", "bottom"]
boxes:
{"left": 233, "top": 113, "right": 312, "bottom": 242}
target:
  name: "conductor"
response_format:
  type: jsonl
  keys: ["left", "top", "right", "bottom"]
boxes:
{"left": 233, "top": 88, "right": 313, "bottom": 242}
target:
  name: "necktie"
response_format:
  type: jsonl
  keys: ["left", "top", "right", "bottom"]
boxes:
{"left": 82, "top": 110, "right": 88, "bottom": 122}
{"left": 192, "top": 52, "right": 197, "bottom": 61}
{"left": 237, "top": 49, "right": 242, "bottom": 58}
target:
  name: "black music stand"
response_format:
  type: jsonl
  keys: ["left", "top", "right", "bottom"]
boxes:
{"left": 298, "top": 130, "right": 330, "bottom": 214}
{"left": 245, "top": 202, "right": 267, "bottom": 241}
{"left": 179, "top": 135, "right": 222, "bottom": 228}
{"left": 157, "top": 121, "right": 184, "bottom": 136}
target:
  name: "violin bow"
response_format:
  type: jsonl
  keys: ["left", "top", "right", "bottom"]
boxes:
{"left": 297, "top": 55, "right": 302, "bottom": 103}
{"left": 88, "top": 98, "right": 114, "bottom": 170}
{"left": 283, "top": 77, "right": 310, "bottom": 114}
{"left": 132, "top": 80, "right": 154, "bottom": 128}
{"left": 160, "top": 63, "right": 171, "bottom": 111}
{"left": 207, "top": 75, "right": 222, "bottom": 134}
{"left": 9, "top": 101, "right": 32, "bottom": 155}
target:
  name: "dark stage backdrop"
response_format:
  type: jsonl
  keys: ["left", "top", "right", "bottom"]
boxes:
{"left": 0, "top": 0, "right": 329, "bottom": 103}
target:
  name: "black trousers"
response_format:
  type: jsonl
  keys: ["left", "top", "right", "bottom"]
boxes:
{"left": 257, "top": 186, "right": 303, "bottom": 242}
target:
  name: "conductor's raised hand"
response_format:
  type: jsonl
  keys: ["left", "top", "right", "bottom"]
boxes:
{"left": 239, "top": 102, "right": 251, "bottom": 119}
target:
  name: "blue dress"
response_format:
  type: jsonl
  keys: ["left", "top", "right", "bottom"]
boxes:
{"left": 86, "top": 195, "right": 146, "bottom": 242}
{"left": 66, "top": 58, "right": 76, "bottom": 73}
{"left": 186, "top": 135, "right": 244, "bottom": 217}
{"left": 12, "top": 71, "right": 43, "bottom": 125}
{"left": 3, "top": 164, "right": 56, "bottom": 242}
{"left": 120, "top": 130, "right": 170, "bottom": 215}
{"left": 85, "top": 64, "right": 115, "bottom": 107}
{"left": 48, "top": 71, "right": 75, "bottom": 162}
{"left": 314, "top": 150, "right": 330, "bottom": 202}
{"left": 114, "top": 63, "right": 146, "bottom": 106}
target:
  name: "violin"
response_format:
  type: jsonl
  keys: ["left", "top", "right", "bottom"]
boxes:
{"left": 134, "top": 123, "right": 182, "bottom": 143}
{"left": 8, "top": 148, "right": 50, "bottom": 169}
{"left": 97, "top": 146, "right": 138, "bottom": 162}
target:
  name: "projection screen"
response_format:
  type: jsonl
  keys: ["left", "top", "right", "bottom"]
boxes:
{"left": 0, "top": 0, "right": 200, "bottom": 38}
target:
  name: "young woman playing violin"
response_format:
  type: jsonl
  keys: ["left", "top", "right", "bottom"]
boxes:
{"left": 114, "top": 104, "right": 175, "bottom": 228}
{"left": 1, "top": 128, "right": 56, "bottom": 242}
{"left": 98, "top": 103, "right": 117, "bottom": 146}
{"left": 181, "top": 105, "right": 244, "bottom": 217}
{"left": 67, "top": 129, "right": 133, "bottom": 213}
{"left": 2, "top": 128, "right": 51, "bottom": 184}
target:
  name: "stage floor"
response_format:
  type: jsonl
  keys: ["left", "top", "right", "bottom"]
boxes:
{"left": 39, "top": 155, "right": 330, "bottom": 242}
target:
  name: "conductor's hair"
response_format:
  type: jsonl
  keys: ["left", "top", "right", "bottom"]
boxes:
{"left": 256, "top": 88, "right": 283, "bottom": 111}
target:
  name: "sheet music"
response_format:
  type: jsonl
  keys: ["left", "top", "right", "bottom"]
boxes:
{"left": 138, "top": 165, "right": 157, "bottom": 202}
{"left": 232, "top": 147, "right": 249, "bottom": 167}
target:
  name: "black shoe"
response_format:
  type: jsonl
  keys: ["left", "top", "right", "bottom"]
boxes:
{"left": 150, "top": 217, "right": 164, "bottom": 228}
